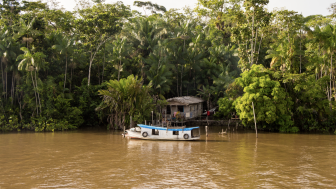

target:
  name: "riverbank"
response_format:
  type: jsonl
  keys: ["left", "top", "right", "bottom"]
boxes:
{"left": 2, "top": 124, "right": 335, "bottom": 135}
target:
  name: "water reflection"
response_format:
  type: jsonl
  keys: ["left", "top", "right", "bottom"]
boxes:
{"left": 0, "top": 129, "right": 335, "bottom": 188}
{"left": 128, "top": 140, "right": 193, "bottom": 154}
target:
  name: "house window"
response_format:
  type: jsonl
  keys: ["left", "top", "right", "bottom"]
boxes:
{"left": 173, "top": 131, "right": 179, "bottom": 135}
{"left": 178, "top": 106, "right": 184, "bottom": 112}
{"left": 152, "top": 129, "right": 159, "bottom": 135}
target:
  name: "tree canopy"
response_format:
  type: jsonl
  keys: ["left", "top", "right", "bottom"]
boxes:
{"left": 0, "top": 0, "right": 336, "bottom": 133}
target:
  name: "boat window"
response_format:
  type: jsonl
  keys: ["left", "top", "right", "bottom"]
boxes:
{"left": 178, "top": 106, "right": 184, "bottom": 112}
{"left": 191, "top": 129, "right": 200, "bottom": 138}
{"left": 152, "top": 129, "right": 159, "bottom": 135}
{"left": 173, "top": 131, "right": 179, "bottom": 135}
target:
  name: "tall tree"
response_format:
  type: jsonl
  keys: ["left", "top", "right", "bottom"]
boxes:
{"left": 52, "top": 34, "right": 75, "bottom": 93}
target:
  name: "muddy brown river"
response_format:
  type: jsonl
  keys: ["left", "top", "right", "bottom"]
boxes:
{"left": 1, "top": 127, "right": 336, "bottom": 188}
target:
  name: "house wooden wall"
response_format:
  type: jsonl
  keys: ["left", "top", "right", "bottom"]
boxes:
{"left": 162, "top": 102, "right": 203, "bottom": 119}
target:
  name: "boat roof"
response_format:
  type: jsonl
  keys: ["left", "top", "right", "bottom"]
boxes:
{"left": 137, "top": 124, "right": 199, "bottom": 131}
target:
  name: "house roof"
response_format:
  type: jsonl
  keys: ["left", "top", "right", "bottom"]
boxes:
{"left": 166, "top": 96, "right": 204, "bottom": 105}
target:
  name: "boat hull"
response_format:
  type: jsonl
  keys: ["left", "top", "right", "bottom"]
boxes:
{"left": 125, "top": 129, "right": 200, "bottom": 141}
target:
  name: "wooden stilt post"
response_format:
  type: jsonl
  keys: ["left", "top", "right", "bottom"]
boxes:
{"left": 123, "top": 126, "right": 125, "bottom": 137}
{"left": 166, "top": 111, "right": 168, "bottom": 133}
{"left": 145, "top": 120, "right": 146, "bottom": 125}
{"left": 205, "top": 126, "right": 208, "bottom": 137}
{"left": 206, "top": 113, "right": 209, "bottom": 126}
{"left": 228, "top": 119, "right": 231, "bottom": 130}
{"left": 130, "top": 116, "right": 132, "bottom": 129}
{"left": 252, "top": 101, "right": 258, "bottom": 138}
{"left": 151, "top": 111, "right": 153, "bottom": 126}
{"left": 199, "top": 127, "right": 200, "bottom": 136}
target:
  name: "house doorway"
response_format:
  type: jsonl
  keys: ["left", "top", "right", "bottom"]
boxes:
{"left": 178, "top": 106, "right": 184, "bottom": 112}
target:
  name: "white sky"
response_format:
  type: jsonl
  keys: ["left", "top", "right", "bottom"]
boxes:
{"left": 56, "top": 0, "right": 334, "bottom": 17}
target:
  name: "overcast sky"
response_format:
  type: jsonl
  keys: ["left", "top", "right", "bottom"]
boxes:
{"left": 55, "top": 0, "right": 334, "bottom": 17}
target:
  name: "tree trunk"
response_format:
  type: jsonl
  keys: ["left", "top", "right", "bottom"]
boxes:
{"left": 1, "top": 61, "right": 4, "bottom": 96}
{"left": 31, "top": 71, "right": 38, "bottom": 116}
{"left": 18, "top": 99, "right": 23, "bottom": 121}
{"left": 181, "top": 65, "right": 183, "bottom": 96}
{"left": 208, "top": 93, "right": 211, "bottom": 111}
{"left": 98, "top": 59, "right": 100, "bottom": 85}
{"left": 256, "top": 34, "right": 263, "bottom": 64}
{"left": 118, "top": 59, "right": 121, "bottom": 81}
{"left": 87, "top": 36, "right": 111, "bottom": 86}
{"left": 287, "top": 24, "right": 292, "bottom": 69}
{"left": 176, "top": 65, "right": 179, "bottom": 96}
{"left": 188, "top": 67, "right": 191, "bottom": 96}
{"left": 250, "top": 11, "right": 255, "bottom": 66}
{"left": 330, "top": 54, "right": 333, "bottom": 109}
{"left": 64, "top": 53, "right": 68, "bottom": 93}
{"left": 102, "top": 46, "right": 105, "bottom": 82}
{"left": 70, "top": 67, "right": 73, "bottom": 93}
{"left": 254, "top": 29, "right": 258, "bottom": 56}
{"left": 35, "top": 70, "right": 42, "bottom": 114}
{"left": 88, "top": 51, "right": 93, "bottom": 86}
{"left": 300, "top": 30, "right": 302, "bottom": 73}
{"left": 11, "top": 72, "right": 14, "bottom": 105}
{"left": 5, "top": 66, "right": 7, "bottom": 100}
{"left": 334, "top": 75, "right": 336, "bottom": 101}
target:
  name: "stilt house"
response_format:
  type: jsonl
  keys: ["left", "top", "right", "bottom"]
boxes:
{"left": 162, "top": 96, "right": 204, "bottom": 120}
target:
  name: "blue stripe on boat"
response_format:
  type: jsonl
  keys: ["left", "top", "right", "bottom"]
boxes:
{"left": 137, "top": 124, "right": 199, "bottom": 131}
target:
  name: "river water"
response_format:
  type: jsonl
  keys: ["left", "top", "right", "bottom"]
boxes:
{"left": 1, "top": 127, "right": 336, "bottom": 188}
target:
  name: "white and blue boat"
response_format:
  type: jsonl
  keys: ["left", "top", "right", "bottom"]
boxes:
{"left": 125, "top": 124, "right": 201, "bottom": 140}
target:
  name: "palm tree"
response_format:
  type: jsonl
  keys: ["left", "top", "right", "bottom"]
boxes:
{"left": 306, "top": 26, "right": 328, "bottom": 79}
{"left": 186, "top": 34, "right": 205, "bottom": 95}
{"left": 121, "top": 17, "right": 167, "bottom": 57}
{"left": 165, "top": 41, "right": 186, "bottom": 96}
{"left": 17, "top": 47, "right": 39, "bottom": 115}
{"left": 197, "top": 85, "right": 216, "bottom": 111}
{"left": 52, "top": 35, "right": 75, "bottom": 93}
{"left": 147, "top": 64, "right": 172, "bottom": 95}
{"left": 0, "top": 27, "right": 7, "bottom": 98}
{"left": 168, "top": 20, "right": 196, "bottom": 96}
{"left": 266, "top": 38, "right": 291, "bottom": 72}
{"left": 97, "top": 75, "right": 153, "bottom": 129}
{"left": 322, "top": 25, "right": 336, "bottom": 109}
{"left": 109, "top": 37, "right": 132, "bottom": 81}
{"left": 175, "top": 20, "right": 196, "bottom": 51}
{"left": 15, "top": 18, "right": 40, "bottom": 49}
{"left": 145, "top": 47, "right": 173, "bottom": 96}
{"left": 199, "top": 57, "right": 221, "bottom": 86}
{"left": 0, "top": 25, "right": 17, "bottom": 101}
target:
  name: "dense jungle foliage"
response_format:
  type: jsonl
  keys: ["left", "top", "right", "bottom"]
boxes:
{"left": 1, "top": 0, "right": 336, "bottom": 133}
